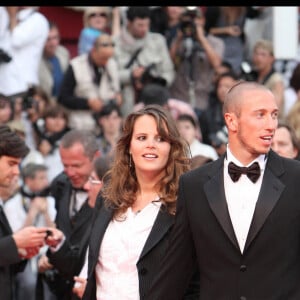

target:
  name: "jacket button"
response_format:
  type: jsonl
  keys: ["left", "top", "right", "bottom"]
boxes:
{"left": 240, "top": 265, "right": 247, "bottom": 272}
{"left": 139, "top": 268, "right": 147, "bottom": 275}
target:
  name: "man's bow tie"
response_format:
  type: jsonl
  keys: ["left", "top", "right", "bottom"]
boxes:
{"left": 72, "top": 187, "right": 86, "bottom": 193}
{"left": 228, "top": 161, "right": 261, "bottom": 183}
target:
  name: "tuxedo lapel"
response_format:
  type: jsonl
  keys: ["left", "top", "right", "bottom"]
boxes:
{"left": 138, "top": 209, "right": 173, "bottom": 261}
{"left": 204, "top": 151, "right": 286, "bottom": 254}
{"left": 204, "top": 159, "right": 239, "bottom": 250}
{"left": 0, "top": 205, "right": 12, "bottom": 234}
{"left": 244, "top": 151, "right": 285, "bottom": 251}
{"left": 55, "top": 181, "right": 73, "bottom": 237}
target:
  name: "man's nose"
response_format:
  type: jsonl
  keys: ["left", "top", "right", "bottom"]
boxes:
{"left": 13, "top": 165, "right": 20, "bottom": 176}
{"left": 65, "top": 166, "right": 75, "bottom": 176}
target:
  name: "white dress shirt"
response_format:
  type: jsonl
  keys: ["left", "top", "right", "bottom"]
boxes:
{"left": 95, "top": 200, "right": 161, "bottom": 300}
{"left": 3, "top": 192, "right": 57, "bottom": 232}
{"left": 0, "top": 7, "right": 49, "bottom": 96}
{"left": 224, "top": 147, "right": 267, "bottom": 253}
{"left": 3, "top": 190, "right": 57, "bottom": 272}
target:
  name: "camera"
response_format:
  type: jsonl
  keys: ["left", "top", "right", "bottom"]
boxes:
{"left": 22, "top": 96, "right": 36, "bottom": 110}
{"left": 179, "top": 7, "right": 205, "bottom": 60}
{"left": 22, "top": 87, "right": 38, "bottom": 111}
{"left": 179, "top": 7, "right": 199, "bottom": 40}
{"left": 240, "top": 61, "right": 257, "bottom": 81}
{"left": 36, "top": 186, "right": 51, "bottom": 198}
{"left": 0, "top": 49, "right": 12, "bottom": 64}
{"left": 140, "top": 63, "right": 167, "bottom": 87}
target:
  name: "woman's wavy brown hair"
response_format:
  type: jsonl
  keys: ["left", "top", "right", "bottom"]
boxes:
{"left": 102, "top": 104, "right": 191, "bottom": 218}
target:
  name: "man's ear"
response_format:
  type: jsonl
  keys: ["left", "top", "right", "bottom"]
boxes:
{"left": 224, "top": 112, "right": 238, "bottom": 132}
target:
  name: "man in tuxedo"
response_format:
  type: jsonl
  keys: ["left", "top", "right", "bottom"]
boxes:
{"left": 0, "top": 125, "right": 48, "bottom": 299}
{"left": 37, "top": 129, "right": 100, "bottom": 299}
{"left": 146, "top": 81, "right": 300, "bottom": 300}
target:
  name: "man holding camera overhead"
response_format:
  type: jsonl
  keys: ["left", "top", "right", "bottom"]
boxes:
{"left": 169, "top": 7, "right": 224, "bottom": 113}
{"left": 113, "top": 6, "right": 175, "bottom": 117}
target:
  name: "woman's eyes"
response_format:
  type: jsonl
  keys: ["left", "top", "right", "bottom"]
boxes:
{"left": 136, "top": 136, "right": 165, "bottom": 142}
{"left": 137, "top": 136, "right": 146, "bottom": 141}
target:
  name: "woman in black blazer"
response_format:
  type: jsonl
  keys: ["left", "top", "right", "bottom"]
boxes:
{"left": 81, "top": 104, "right": 198, "bottom": 299}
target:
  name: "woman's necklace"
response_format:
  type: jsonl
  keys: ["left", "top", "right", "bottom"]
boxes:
{"left": 132, "top": 192, "right": 159, "bottom": 214}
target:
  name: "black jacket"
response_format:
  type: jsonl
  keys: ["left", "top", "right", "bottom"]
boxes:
{"left": 0, "top": 207, "right": 26, "bottom": 300}
{"left": 45, "top": 173, "right": 98, "bottom": 300}
{"left": 82, "top": 200, "right": 199, "bottom": 299}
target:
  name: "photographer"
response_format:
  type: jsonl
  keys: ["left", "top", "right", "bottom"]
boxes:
{"left": 198, "top": 71, "right": 239, "bottom": 156}
{"left": 33, "top": 103, "right": 70, "bottom": 182}
{"left": 0, "top": 7, "right": 49, "bottom": 97}
{"left": 4, "top": 162, "right": 56, "bottom": 300}
{"left": 113, "top": 6, "right": 175, "bottom": 116}
{"left": 12, "top": 86, "right": 52, "bottom": 151}
{"left": 58, "top": 33, "right": 122, "bottom": 132}
{"left": 204, "top": 7, "right": 247, "bottom": 75}
{"left": 169, "top": 7, "right": 224, "bottom": 112}
{"left": 18, "top": 163, "right": 55, "bottom": 229}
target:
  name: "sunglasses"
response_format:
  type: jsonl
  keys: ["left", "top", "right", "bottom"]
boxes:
{"left": 88, "top": 176, "right": 102, "bottom": 185}
{"left": 98, "top": 42, "right": 115, "bottom": 47}
{"left": 89, "top": 12, "right": 107, "bottom": 18}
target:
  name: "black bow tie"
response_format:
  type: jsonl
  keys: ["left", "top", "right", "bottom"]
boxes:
{"left": 72, "top": 187, "right": 86, "bottom": 193}
{"left": 228, "top": 161, "right": 261, "bottom": 183}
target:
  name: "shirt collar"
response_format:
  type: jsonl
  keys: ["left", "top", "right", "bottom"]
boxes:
{"left": 226, "top": 145, "right": 267, "bottom": 170}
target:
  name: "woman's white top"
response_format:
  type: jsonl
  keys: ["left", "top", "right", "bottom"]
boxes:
{"left": 95, "top": 199, "right": 161, "bottom": 300}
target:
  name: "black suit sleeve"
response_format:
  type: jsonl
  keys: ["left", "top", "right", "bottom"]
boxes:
{"left": 0, "top": 235, "right": 27, "bottom": 274}
{"left": 0, "top": 236, "right": 21, "bottom": 266}
{"left": 47, "top": 240, "right": 83, "bottom": 280}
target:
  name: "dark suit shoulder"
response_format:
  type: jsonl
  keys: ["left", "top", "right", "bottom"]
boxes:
{"left": 182, "top": 158, "right": 222, "bottom": 181}
{"left": 50, "top": 172, "right": 70, "bottom": 194}
{"left": 281, "top": 156, "right": 300, "bottom": 169}
{"left": 50, "top": 172, "right": 69, "bottom": 187}
{"left": 267, "top": 150, "right": 300, "bottom": 175}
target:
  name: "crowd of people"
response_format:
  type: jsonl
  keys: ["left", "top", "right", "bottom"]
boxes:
{"left": 0, "top": 5, "right": 300, "bottom": 300}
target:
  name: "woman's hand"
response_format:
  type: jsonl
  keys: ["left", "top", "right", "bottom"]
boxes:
{"left": 73, "top": 276, "right": 87, "bottom": 298}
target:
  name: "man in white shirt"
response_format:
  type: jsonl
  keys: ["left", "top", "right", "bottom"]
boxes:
{"left": 0, "top": 6, "right": 49, "bottom": 97}
{"left": 4, "top": 163, "right": 57, "bottom": 300}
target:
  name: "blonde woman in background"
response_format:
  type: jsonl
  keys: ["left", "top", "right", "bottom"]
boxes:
{"left": 78, "top": 6, "right": 121, "bottom": 55}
